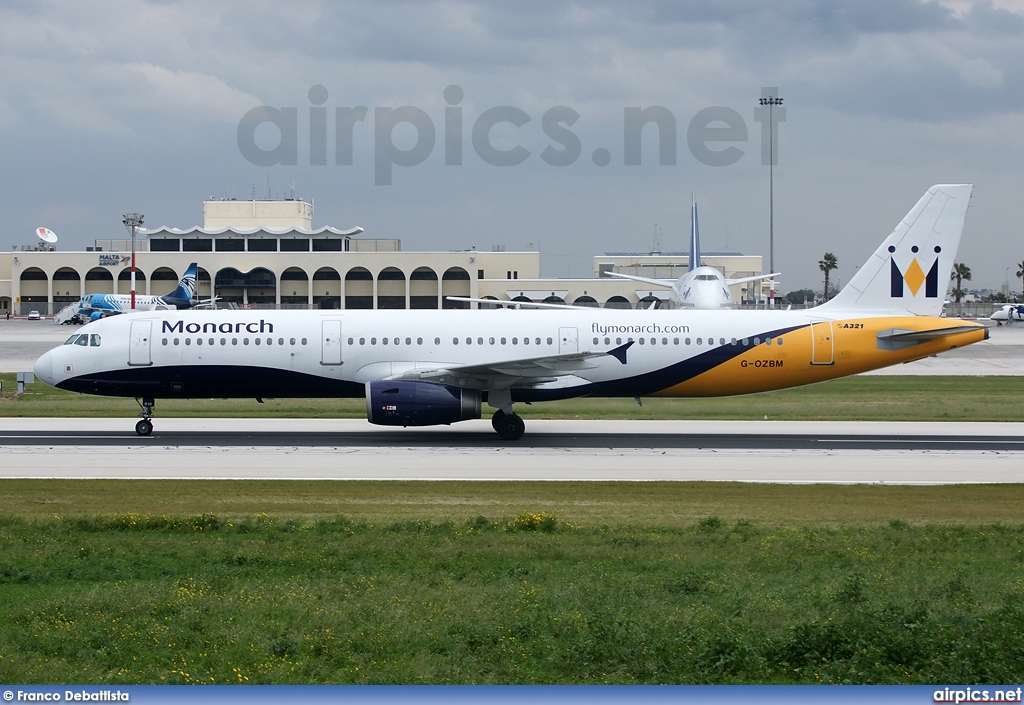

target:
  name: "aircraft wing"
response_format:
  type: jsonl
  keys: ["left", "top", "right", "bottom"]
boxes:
{"left": 444, "top": 296, "right": 598, "bottom": 311}
{"left": 725, "top": 272, "right": 781, "bottom": 286}
{"left": 603, "top": 271, "right": 674, "bottom": 288}
{"left": 389, "top": 341, "right": 634, "bottom": 388}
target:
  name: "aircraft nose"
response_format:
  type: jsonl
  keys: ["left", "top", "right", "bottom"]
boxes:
{"left": 34, "top": 350, "right": 54, "bottom": 386}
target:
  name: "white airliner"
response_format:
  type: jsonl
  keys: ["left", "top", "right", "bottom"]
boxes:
{"left": 990, "top": 304, "right": 1024, "bottom": 325}
{"left": 603, "top": 198, "right": 780, "bottom": 309}
{"left": 64, "top": 263, "right": 212, "bottom": 323}
{"left": 35, "top": 185, "right": 987, "bottom": 440}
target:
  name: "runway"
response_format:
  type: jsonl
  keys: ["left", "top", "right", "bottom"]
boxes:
{"left": 3, "top": 319, "right": 1024, "bottom": 485}
{"left": 2, "top": 419, "right": 1022, "bottom": 483}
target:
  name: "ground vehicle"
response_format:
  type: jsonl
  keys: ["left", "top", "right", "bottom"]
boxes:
{"left": 27, "top": 311, "right": 41, "bottom": 320}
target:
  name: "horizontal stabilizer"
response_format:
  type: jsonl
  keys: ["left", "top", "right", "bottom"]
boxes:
{"left": 876, "top": 324, "right": 988, "bottom": 351}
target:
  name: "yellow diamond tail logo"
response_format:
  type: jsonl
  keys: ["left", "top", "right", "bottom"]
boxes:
{"left": 903, "top": 259, "right": 926, "bottom": 296}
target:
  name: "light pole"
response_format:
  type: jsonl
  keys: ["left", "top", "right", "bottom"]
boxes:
{"left": 758, "top": 93, "right": 783, "bottom": 308}
{"left": 122, "top": 213, "right": 144, "bottom": 310}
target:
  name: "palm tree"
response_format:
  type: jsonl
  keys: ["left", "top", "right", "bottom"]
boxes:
{"left": 950, "top": 262, "right": 972, "bottom": 313}
{"left": 819, "top": 252, "right": 838, "bottom": 301}
{"left": 1016, "top": 260, "right": 1024, "bottom": 300}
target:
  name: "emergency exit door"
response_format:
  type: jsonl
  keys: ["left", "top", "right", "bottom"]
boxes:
{"left": 321, "top": 320, "right": 343, "bottom": 365}
{"left": 559, "top": 327, "right": 578, "bottom": 354}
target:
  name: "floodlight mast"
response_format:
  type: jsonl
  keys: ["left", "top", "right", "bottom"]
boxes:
{"left": 758, "top": 94, "right": 783, "bottom": 308}
{"left": 122, "top": 213, "right": 144, "bottom": 310}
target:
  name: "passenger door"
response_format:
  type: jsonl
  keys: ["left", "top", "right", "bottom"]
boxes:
{"left": 128, "top": 320, "right": 152, "bottom": 366}
{"left": 810, "top": 320, "right": 835, "bottom": 366}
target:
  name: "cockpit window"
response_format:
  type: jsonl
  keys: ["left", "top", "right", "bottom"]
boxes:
{"left": 74, "top": 335, "right": 88, "bottom": 346}
{"left": 90, "top": 334, "right": 101, "bottom": 347}
{"left": 64, "top": 335, "right": 80, "bottom": 345}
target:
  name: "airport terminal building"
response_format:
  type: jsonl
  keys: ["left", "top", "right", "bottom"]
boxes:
{"left": 0, "top": 199, "right": 765, "bottom": 316}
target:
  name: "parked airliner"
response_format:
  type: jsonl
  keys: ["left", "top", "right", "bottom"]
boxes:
{"left": 62, "top": 263, "right": 209, "bottom": 323}
{"left": 990, "top": 304, "right": 1024, "bottom": 325}
{"left": 35, "top": 185, "right": 987, "bottom": 440}
{"left": 604, "top": 198, "right": 779, "bottom": 309}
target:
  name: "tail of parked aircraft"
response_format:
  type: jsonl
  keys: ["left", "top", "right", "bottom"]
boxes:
{"left": 817, "top": 184, "right": 972, "bottom": 317}
{"left": 166, "top": 263, "right": 198, "bottom": 303}
{"left": 689, "top": 196, "right": 700, "bottom": 272}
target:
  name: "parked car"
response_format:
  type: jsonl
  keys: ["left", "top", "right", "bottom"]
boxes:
{"left": 27, "top": 311, "right": 41, "bottom": 320}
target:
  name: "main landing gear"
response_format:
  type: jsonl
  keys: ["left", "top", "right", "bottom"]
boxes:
{"left": 491, "top": 409, "right": 525, "bottom": 441}
{"left": 135, "top": 397, "right": 155, "bottom": 436}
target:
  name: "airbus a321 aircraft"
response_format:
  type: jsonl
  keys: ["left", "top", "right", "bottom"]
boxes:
{"left": 603, "top": 198, "right": 780, "bottom": 309}
{"left": 35, "top": 185, "right": 987, "bottom": 440}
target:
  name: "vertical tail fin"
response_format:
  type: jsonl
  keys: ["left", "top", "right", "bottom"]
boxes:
{"left": 167, "top": 262, "right": 198, "bottom": 302}
{"left": 817, "top": 184, "right": 972, "bottom": 316}
{"left": 689, "top": 195, "right": 700, "bottom": 272}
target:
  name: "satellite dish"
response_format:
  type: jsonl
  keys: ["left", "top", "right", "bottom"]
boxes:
{"left": 36, "top": 227, "right": 58, "bottom": 244}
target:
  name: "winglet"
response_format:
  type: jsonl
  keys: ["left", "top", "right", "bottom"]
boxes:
{"left": 608, "top": 340, "right": 634, "bottom": 364}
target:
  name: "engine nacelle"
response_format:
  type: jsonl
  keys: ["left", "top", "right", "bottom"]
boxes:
{"left": 365, "top": 380, "right": 481, "bottom": 427}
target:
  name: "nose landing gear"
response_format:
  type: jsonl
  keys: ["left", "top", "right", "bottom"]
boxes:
{"left": 135, "top": 397, "right": 155, "bottom": 436}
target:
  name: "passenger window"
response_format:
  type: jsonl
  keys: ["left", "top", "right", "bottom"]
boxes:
{"left": 477, "top": 337, "right": 483, "bottom": 345}
{"left": 453, "top": 337, "right": 459, "bottom": 345}
{"left": 466, "top": 337, "right": 472, "bottom": 345}
{"left": 232, "top": 338, "right": 238, "bottom": 345}
{"left": 546, "top": 337, "right": 552, "bottom": 345}
{"left": 512, "top": 337, "right": 518, "bottom": 344}
{"left": 777, "top": 338, "right": 783, "bottom": 346}
{"left": 162, "top": 338, "right": 168, "bottom": 346}
{"left": 524, "top": 337, "right": 530, "bottom": 345}
{"left": 754, "top": 337, "right": 760, "bottom": 345}
{"left": 278, "top": 338, "right": 284, "bottom": 346}
{"left": 210, "top": 338, "right": 215, "bottom": 346}
{"left": 639, "top": 338, "right": 645, "bottom": 345}
{"left": 186, "top": 339, "right": 192, "bottom": 346}
{"left": 371, "top": 337, "right": 377, "bottom": 345}
{"left": 394, "top": 338, "right": 399, "bottom": 345}
{"left": 347, "top": 337, "right": 353, "bottom": 345}
{"left": 489, "top": 337, "right": 495, "bottom": 345}
{"left": 405, "top": 337, "right": 411, "bottom": 345}
{"left": 535, "top": 338, "right": 541, "bottom": 345}
{"left": 291, "top": 338, "right": 297, "bottom": 345}
{"left": 673, "top": 338, "right": 679, "bottom": 345}
{"left": 616, "top": 337, "right": 622, "bottom": 345}
{"left": 383, "top": 337, "right": 389, "bottom": 345}
{"left": 197, "top": 338, "right": 203, "bottom": 346}
{"left": 255, "top": 339, "right": 260, "bottom": 346}
{"left": 267, "top": 338, "right": 272, "bottom": 345}
{"left": 434, "top": 337, "right": 440, "bottom": 345}
{"left": 220, "top": 338, "right": 226, "bottom": 346}
{"left": 593, "top": 338, "right": 599, "bottom": 345}
{"left": 417, "top": 337, "right": 423, "bottom": 345}
{"left": 685, "top": 338, "right": 691, "bottom": 345}
{"left": 501, "top": 337, "right": 507, "bottom": 345}
{"left": 243, "top": 338, "right": 249, "bottom": 345}
{"left": 696, "top": 338, "right": 702, "bottom": 345}
{"left": 301, "top": 338, "right": 307, "bottom": 345}
{"left": 766, "top": 338, "right": 772, "bottom": 346}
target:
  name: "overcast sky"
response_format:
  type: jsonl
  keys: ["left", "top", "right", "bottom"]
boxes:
{"left": 2, "top": 0, "right": 1023, "bottom": 292}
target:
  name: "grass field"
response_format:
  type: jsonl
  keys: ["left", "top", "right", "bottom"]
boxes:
{"left": 3, "top": 373, "right": 1024, "bottom": 421}
{"left": 0, "top": 482, "right": 1023, "bottom": 684}
{"left": 2, "top": 374, "right": 1023, "bottom": 684}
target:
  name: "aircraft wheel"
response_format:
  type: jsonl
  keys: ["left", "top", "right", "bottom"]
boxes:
{"left": 491, "top": 409, "right": 506, "bottom": 432}
{"left": 494, "top": 412, "right": 525, "bottom": 441}
{"left": 136, "top": 419, "right": 153, "bottom": 437}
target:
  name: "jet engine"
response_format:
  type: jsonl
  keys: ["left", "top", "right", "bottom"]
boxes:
{"left": 365, "top": 380, "right": 481, "bottom": 427}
